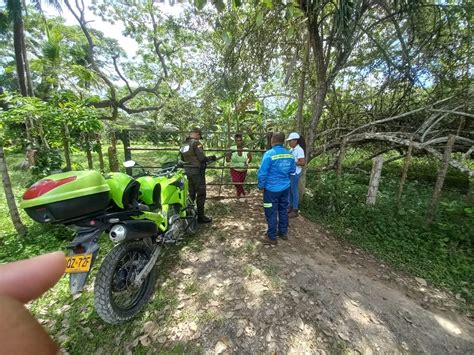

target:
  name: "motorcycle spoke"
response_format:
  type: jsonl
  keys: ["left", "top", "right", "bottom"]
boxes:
{"left": 110, "top": 250, "right": 149, "bottom": 311}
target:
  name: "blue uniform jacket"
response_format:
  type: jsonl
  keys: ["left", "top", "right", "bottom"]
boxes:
{"left": 258, "top": 144, "right": 296, "bottom": 192}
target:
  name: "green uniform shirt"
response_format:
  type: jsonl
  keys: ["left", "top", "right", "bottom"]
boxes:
{"left": 180, "top": 138, "right": 207, "bottom": 175}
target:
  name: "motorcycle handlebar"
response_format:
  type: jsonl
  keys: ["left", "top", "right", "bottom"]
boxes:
{"left": 129, "top": 162, "right": 183, "bottom": 178}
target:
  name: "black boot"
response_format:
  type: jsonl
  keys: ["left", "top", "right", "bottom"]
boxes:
{"left": 197, "top": 204, "right": 212, "bottom": 223}
{"left": 198, "top": 215, "right": 212, "bottom": 223}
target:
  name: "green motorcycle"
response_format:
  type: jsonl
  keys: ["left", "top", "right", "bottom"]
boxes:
{"left": 20, "top": 160, "right": 197, "bottom": 324}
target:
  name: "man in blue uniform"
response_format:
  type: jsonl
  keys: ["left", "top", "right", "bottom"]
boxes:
{"left": 257, "top": 132, "right": 296, "bottom": 245}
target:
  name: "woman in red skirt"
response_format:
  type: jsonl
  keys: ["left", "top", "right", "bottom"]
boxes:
{"left": 226, "top": 133, "right": 252, "bottom": 197}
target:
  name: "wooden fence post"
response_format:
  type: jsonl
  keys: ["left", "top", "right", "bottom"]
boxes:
{"left": 366, "top": 155, "right": 384, "bottom": 206}
{"left": 121, "top": 130, "right": 132, "bottom": 175}
{"left": 396, "top": 137, "right": 414, "bottom": 207}
{"left": 108, "top": 131, "right": 119, "bottom": 172}
{"left": 467, "top": 178, "right": 473, "bottom": 203}
{"left": 62, "top": 123, "right": 72, "bottom": 171}
{"left": 336, "top": 136, "right": 347, "bottom": 180}
{"left": 426, "top": 134, "right": 456, "bottom": 224}
{"left": 96, "top": 134, "right": 105, "bottom": 171}
{"left": 86, "top": 134, "right": 93, "bottom": 170}
{"left": 218, "top": 153, "right": 225, "bottom": 197}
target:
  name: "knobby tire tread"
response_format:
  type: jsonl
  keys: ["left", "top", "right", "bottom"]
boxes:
{"left": 93, "top": 241, "right": 157, "bottom": 324}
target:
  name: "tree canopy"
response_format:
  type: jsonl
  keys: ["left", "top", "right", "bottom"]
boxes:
{"left": 0, "top": 0, "right": 472, "bottom": 172}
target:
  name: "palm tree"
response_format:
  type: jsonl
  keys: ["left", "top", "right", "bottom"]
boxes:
{"left": 1, "top": 0, "right": 61, "bottom": 96}
{"left": 0, "top": 145, "right": 27, "bottom": 237}
{"left": 0, "top": 0, "right": 32, "bottom": 95}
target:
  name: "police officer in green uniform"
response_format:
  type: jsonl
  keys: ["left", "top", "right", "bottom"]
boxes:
{"left": 180, "top": 128, "right": 216, "bottom": 223}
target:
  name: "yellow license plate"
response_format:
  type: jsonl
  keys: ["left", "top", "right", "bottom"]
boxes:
{"left": 65, "top": 253, "right": 93, "bottom": 273}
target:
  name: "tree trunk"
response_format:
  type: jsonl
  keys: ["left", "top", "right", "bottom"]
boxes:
{"left": 426, "top": 135, "right": 456, "bottom": 224}
{"left": 121, "top": 130, "right": 132, "bottom": 175}
{"left": 366, "top": 156, "right": 384, "bottom": 206}
{"left": 227, "top": 112, "right": 232, "bottom": 147}
{"left": 396, "top": 139, "right": 414, "bottom": 206}
{"left": 265, "top": 131, "right": 272, "bottom": 150}
{"left": 13, "top": 18, "right": 28, "bottom": 96}
{"left": 96, "top": 134, "right": 105, "bottom": 171}
{"left": 295, "top": 35, "right": 310, "bottom": 133}
{"left": 302, "top": 84, "right": 327, "bottom": 200}
{"left": 62, "top": 123, "right": 72, "bottom": 171}
{"left": 108, "top": 131, "right": 119, "bottom": 172}
{"left": 86, "top": 133, "right": 93, "bottom": 169}
{"left": 466, "top": 178, "right": 473, "bottom": 203}
{"left": 19, "top": 18, "right": 34, "bottom": 97}
{"left": 35, "top": 113, "right": 50, "bottom": 149}
{"left": 298, "top": 169, "right": 306, "bottom": 203}
{"left": 24, "top": 118, "right": 32, "bottom": 144}
{"left": 336, "top": 136, "right": 348, "bottom": 180}
{"left": 86, "top": 149, "right": 93, "bottom": 169}
{"left": 0, "top": 146, "right": 27, "bottom": 238}
{"left": 306, "top": 83, "right": 328, "bottom": 160}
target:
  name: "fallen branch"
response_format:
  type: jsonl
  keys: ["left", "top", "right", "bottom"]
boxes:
{"left": 462, "top": 146, "right": 473, "bottom": 160}
{"left": 345, "top": 96, "right": 454, "bottom": 136}
{"left": 421, "top": 105, "right": 463, "bottom": 142}
{"left": 311, "top": 132, "right": 473, "bottom": 177}
{"left": 421, "top": 136, "right": 474, "bottom": 148}
{"left": 429, "top": 108, "right": 474, "bottom": 119}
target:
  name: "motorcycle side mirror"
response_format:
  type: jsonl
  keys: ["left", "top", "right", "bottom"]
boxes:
{"left": 123, "top": 160, "right": 136, "bottom": 168}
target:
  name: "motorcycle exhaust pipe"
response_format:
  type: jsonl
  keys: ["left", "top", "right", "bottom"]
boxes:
{"left": 109, "top": 220, "right": 158, "bottom": 243}
{"left": 109, "top": 224, "right": 128, "bottom": 243}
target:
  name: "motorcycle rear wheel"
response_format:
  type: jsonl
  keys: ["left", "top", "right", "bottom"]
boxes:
{"left": 94, "top": 241, "right": 157, "bottom": 324}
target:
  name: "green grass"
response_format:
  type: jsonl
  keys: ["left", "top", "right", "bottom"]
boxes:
{"left": 0, "top": 148, "right": 221, "bottom": 353}
{"left": 2, "top": 145, "right": 472, "bottom": 352}
{"left": 23, "top": 215, "right": 210, "bottom": 353}
{"left": 263, "top": 264, "right": 282, "bottom": 288}
{"left": 302, "top": 155, "right": 473, "bottom": 303}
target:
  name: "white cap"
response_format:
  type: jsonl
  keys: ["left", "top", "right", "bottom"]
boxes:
{"left": 286, "top": 132, "right": 300, "bottom": 141}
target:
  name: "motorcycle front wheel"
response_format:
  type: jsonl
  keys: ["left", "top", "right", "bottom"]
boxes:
{"left": 94, "top": 241, "right": 157, "bottom": 324}
{"left": 184, "top": 206, "right": 198, "bottom": 235}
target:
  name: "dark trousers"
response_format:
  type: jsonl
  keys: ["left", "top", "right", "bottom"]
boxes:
{"left": 263, "top": 188, "right": 289, "bottom": 240}
{"left": 187, "top": 171, "right": 206, "bottom": 217}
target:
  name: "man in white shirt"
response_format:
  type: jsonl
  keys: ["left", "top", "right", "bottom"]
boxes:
{"left": 286, "top": 132, "right": 305, "bottom": 218}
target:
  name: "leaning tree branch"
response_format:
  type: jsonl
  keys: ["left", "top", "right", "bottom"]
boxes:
{"left": 417, "top": 111, "right": 441, "bottom": 135}
{"left": 354, "top": 147, "right": 399, "bottom": 168}
{"left": 420, "top": 105, "right": 463, "bottom": 142}
{"left": 119, "top": 104, "right": 164, "bottom": 114}
{"left": 429, "top": 108, "right": 474, "bottom": 119}
{"left": 65, "top": 0, "right": 165, "bottom": 119}
{"left": 283, "top": 47, "right": 299, "bottom": 85}
{"left": 312, "top": 132, "right": 473, "bottom": 177}
{"left": 149, "top": 5, "right": 169, "bottom": 78}
{"left": 421, "top": 136, "right": 474, "bottom": 148}
{"left": 345, "top": 96, "right": 454, "bottom": 136}
{"left": 462, "top": 146, "right": 473, "bottom": 160}
{"left": 65, "top": 0, "right": 116, "bottom": 103}
{"left": 117, "top": 81, "right": 162, "bottom": 106}
{"left": 385, "top": 154, "right": 407, "bottom": 164}
{"left": 112, "top": 56, "right": 132, "bottom": 94}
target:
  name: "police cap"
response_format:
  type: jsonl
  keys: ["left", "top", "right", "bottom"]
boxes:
{"left": 190, "top": 127, "right": 202, "bottom": 138}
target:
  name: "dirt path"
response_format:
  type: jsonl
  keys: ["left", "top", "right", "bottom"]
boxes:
{"left": 129, "top": 190, "right": 473, "bottom": 354}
